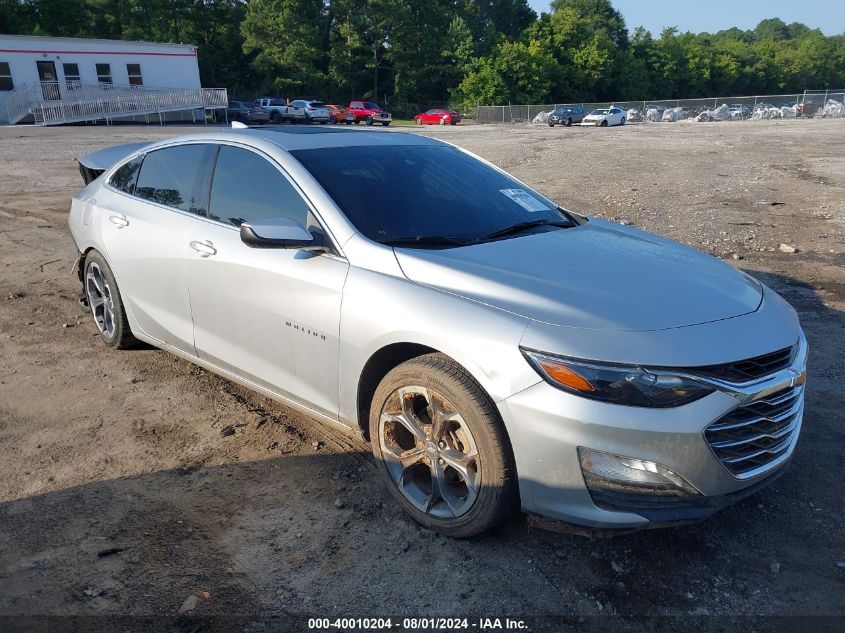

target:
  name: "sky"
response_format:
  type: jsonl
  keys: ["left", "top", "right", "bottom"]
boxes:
{"left": 526, "top": 0, "right": 845, "bottom": 37}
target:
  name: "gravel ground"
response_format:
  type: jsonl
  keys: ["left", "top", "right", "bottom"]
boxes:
{"left": 0, "top": 119, "right": 843, "bottom": 628}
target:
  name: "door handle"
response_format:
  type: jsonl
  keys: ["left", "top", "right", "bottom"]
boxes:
{"left": 109, "top": 215, "right": 129, "bottom": 228}
{"left": 190, "top": 240, "right": 217, "bottom": 257}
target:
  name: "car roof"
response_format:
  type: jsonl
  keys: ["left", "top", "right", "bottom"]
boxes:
{"left": 143, "top": 127, "right": 444, "bottom": 152}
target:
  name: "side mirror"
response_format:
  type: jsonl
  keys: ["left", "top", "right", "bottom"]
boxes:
{"left": 240, "top": 218, "right": 315, "bottom": 249}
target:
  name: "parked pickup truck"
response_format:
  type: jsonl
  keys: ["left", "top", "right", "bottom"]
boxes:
{"left": 348, "top": 101, "right": 392, "bottom": 126}
{"left": 254, "top": 97, "right": 291, "bottom": 123}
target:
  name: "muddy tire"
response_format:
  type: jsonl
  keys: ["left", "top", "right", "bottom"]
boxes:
{"left": 83, "top": 251, "right": 137, "bottom": 349}
{"left": 369, "top": 354, "right": 518, "bottom": 537}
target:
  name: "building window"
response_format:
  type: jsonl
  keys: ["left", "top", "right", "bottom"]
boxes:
{"left": 127, "top": 63, "right": 143, "bottom": 86}
{"left": 63, "top": 63, "right": 80, "bottom": 89}
{"left": 96, "top": 63, "right": 112, "bottom": 84}
{"left": 0, "top": 62, "right": 13, "bottom": 91}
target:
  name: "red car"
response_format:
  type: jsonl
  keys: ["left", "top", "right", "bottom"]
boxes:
{"left": 348, "top": 101, "right": 392, "bottom": 126}
{"left": 414, "top": 108, "right": 461, "bottom": 126}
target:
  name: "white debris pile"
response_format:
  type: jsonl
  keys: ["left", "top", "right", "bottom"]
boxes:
{"left": 661, "top": 107, "right": 685, "bottom": 122}
{"left": 626, "top": 108, "right": 643, "bottom": 122}
{"left": 821, "top": 99, "right": 845, "bottom": 118}
{"left": 780, "top": 105, "right": 797, "bottom": 118}
{"left": 532, "top": 111, "right": 551, "bottom": 124}
{"left": 751, "top": 106, "right": 782, "bottom": 120}
{"left": 645, "top": 108, "right": 661, "bottom": 122}
{"left": 695, "top": 103, "right": 731, "bottom": 122}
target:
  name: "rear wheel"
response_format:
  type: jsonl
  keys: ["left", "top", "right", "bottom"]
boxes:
{"left": 330, "top": 115, "right": 337, "bottom": 124}
{"left": 84, "top": 251, "right": 137, "bottom": 349}
{"left": 270, "top": 111, "right": 281, "bottom": 124}
{"left": 547, "top": 120, "right": 555, "bottom": 127}
{"left": 620, "top": 117, "right": 626, "bottom": 126}
{"left": 564, "top": 117, "right": 572, "bottom": 127}
{"left": 369, "top": 354, "right": 517, "bottom": 537}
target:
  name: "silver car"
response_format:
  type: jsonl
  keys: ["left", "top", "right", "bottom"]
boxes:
{"left": 70, "top": 128, "right": 807, "bottom": 537}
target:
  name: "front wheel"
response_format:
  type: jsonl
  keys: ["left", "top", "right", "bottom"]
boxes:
{"left": 600, "top": 119, "right": 608, "bottom": 127}
{"left": 330, "top": 115, "right": 337, "bottom": 124}
{"left": 547, "top": 120, "right": 555, "bottom": 127}
{"left": 369, "top": 354, "right": 517, "bottom": 537}
{"left": 564, "top": 117, "right": 572, "bottom": 127}
{"left": 365, "top": 115, "right": 374, "bottom": 126}
{"left": 84, "top": 251, "right": 137, "bottom": 349}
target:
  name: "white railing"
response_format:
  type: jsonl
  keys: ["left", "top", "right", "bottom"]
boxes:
{"left": 6, "top": 81, "right": 227, "bottom": 126}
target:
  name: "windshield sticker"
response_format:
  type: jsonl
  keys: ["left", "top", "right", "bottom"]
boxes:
{"left": 500, "top": 189, "right": 549, "bottom": 212}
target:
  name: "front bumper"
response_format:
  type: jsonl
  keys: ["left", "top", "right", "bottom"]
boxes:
{"left": 497, "top": 334, "right": 807, "bottom": 529}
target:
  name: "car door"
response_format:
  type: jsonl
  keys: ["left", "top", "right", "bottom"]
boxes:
{"left": 186, "top": 144, "right": 349, "bottom": 418}
{"left": 99, "top": 143, "right": 215, "bottom": 355}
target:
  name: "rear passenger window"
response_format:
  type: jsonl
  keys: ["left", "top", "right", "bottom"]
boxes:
{"left": 109, "top": 156, "right": 142, "bottom": 194}
{"left": 135, "top": 145, "right": 212, "bottom": 214}
{"left": 209, "top": 146, "right": 310, "bottom": 228}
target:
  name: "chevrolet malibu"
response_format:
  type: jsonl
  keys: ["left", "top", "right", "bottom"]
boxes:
{"left": 70, "top": 127, "right": 807, "bottom": 537}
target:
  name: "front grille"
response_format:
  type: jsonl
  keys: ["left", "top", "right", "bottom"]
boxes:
{"left": 690, "top": 346, "right": 795, "bottom": 383}
{"left": 705, "top": 385, "right": 803, "bottom": 477}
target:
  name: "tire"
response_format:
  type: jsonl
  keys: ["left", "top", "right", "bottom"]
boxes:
{"left": 564, "top": 117, "right": 572, "bottom": 127}
{"left": 547, "top": 120, "right": 555, "bottom": 127}
{"left": 416, "top": 118, "right": 423, "bottom": 125}
{"left": 601, "top": 119, "right": 608, "bottom": 127}
{"left": 369, "top": 353, "right": 518, "bottom": 537}
{"left": 365, "top": 115, "right": 374, "bottom": 126}
{"left": 330, "top": 115, "right": 337, "bottom": 124}
{"left": 345, "top": 120, "right": 352, "bottom": 125}
{"left": 451, "top": 121, "right": 457, "bottom": 126}
{"left": 382, "top": 121, "right": 390, "bottom": 127}
{"left": 439, "top": 118, "right": 446, "bottom": 125}
{"left": 270, "top": 112, "right": 281, "bottom": 124}
{"left": 83, "top": 251, "right": 137, "bottom": 349}
{"left": 620, "top": 117, "right": 625, "bottom": 126}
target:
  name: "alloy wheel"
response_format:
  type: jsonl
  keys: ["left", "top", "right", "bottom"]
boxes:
{"left": 379, "top": 386, "right": 480, "bottom": 518}
{"left": 85, "top": 262, "right": 115, "bottom": 338}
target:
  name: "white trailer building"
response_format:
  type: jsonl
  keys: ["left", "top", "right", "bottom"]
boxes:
{"left": 0, "top": 34, "right": 226, "bottom": 125}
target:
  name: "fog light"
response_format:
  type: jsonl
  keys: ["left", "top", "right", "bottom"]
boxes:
{"left": 578, "top": 447, "right": 700, "bottom": 496}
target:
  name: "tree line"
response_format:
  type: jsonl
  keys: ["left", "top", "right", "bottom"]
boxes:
{"left": 2, "top": 0, "right": 844, "bottom": 114}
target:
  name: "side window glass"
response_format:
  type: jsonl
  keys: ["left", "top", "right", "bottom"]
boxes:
{"left": 109, "top": 156, "right": 143, "bottom": 194}
{"left": 134, "top": 144, "right": 212, "bottom": 215}
{"left": 209, "top": 146, "right": 310, "bottom": 228}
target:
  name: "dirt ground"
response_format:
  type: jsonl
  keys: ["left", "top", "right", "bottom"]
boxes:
{"left": 0, "top": 119, "right": 843, "bottom": 628}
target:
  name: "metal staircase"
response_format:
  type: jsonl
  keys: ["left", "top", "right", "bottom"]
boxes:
{"left": 2, "top": 81, "right": 227, "bottom": 126}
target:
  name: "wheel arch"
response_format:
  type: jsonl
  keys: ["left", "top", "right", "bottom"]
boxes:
{"left": 355, "top": 342, "right": 503, "bottom": 443}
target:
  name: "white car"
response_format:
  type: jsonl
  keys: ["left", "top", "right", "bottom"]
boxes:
{"left": 582, "top": 107, "right": 626, "bottom": 127}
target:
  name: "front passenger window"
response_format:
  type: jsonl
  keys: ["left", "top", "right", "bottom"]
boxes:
{"left": 208, "top": 146, "right": 311, "bottom": 229}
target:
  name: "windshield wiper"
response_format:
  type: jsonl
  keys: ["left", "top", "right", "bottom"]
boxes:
{"left": 477, "top": 218, "right": 574, "bottom": 243}
{"left": 380, "top": 235, "right": 471, "bottom": 248}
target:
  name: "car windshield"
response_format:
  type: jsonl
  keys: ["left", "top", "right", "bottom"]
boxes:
{"left": 592, "top": 109, "right": 609, "bottom": 115}
{"left": 291, "top": 145, "right": 571, "bottom": 246}
{"left": 309, "top": 101, "right": 325, "bottom": 107}
{"left": 363, "top": 102, "right": 381, "bottom": 110}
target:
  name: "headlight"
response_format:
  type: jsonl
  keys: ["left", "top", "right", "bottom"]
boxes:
{"left": 520, "top": 349, "right": 714, "bottom": 408}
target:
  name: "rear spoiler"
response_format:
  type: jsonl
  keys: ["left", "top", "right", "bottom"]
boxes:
{"left": 76, "top": 141, "right": 152, "bottom": 185}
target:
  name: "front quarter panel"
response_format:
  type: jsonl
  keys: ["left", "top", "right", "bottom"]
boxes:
{"left": 337, "top": 254, "right": 536, "bottom": 427}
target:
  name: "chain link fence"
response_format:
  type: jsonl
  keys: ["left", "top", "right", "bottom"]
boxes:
{"left": 476, "top": 90, "right": 845, "bottom": 123}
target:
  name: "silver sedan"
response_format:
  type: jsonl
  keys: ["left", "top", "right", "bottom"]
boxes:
{"left": 70, "top": 127, "right": 807, "bottom": 537}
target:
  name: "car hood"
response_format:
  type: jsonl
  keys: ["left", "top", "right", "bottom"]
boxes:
{"left": 584, "top": 114, "right": 607, "bottom": 119}
{"left": 393, "top": 219, "right": 763, "bottom": 332}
